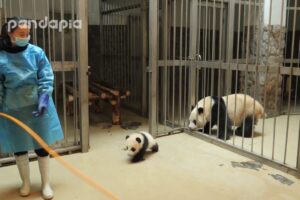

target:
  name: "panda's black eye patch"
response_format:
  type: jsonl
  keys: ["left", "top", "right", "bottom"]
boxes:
{"left": 197, "top": 107, "right": 204, "bottom": 114}
{"left": 136, "top": 138, "right": 141, "bottom": 143}
{"left": 193, "top": 120, "right": 197, "bottom": 125}
{"left": 131, "top": 147, "right": 136, "bottom": 152}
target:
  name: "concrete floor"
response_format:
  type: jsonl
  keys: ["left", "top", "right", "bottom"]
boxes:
{"left": 224, "top": 115, "right": 300, "bottom": 168}
{"left": 1, "top": 115, "right": 300, "bottom": 200}
{"left": 0, "top": 108, "right": 300, "bottom": 200}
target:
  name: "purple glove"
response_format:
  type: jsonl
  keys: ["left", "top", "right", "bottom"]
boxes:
{"left": 32, "top": 93, "right": 49, "bottom": 117}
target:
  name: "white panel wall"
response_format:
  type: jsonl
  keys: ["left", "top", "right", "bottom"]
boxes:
{"left": 89, "top": 0, "right": 100, "bottom": 25}
{"left": 5, "top": 0, "right": 48, "bottom": 20}
{"left": 264, "top": 0, "right": 287, "bottom": 26}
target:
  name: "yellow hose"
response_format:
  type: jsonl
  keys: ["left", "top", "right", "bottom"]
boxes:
{"left": 0, "top": 112, "right": 119, "bottom": 200}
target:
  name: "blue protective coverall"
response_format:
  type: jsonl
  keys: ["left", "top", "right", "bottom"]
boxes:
{"left": 0, "top": 44, "right": 64, "bottom": 153}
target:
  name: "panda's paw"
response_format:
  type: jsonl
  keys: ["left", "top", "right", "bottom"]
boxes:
{"left": 225, "top": 135, "right": 231, "bottom": 140}
{"left": 218, "top": 134, "right": 231, "bottom": 140}
{"left": 132, "top": 157, "right": 145, "bottom": 163}
{"left": 151, "top": 144, "right": 159, "bottom": 152}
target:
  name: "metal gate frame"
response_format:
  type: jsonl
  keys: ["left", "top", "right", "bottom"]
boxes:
{"left": 77, "top": 0, "right": 89, "bottom": 153}
{"left": 149, "top": 0, "right": 300, "bottom": 177}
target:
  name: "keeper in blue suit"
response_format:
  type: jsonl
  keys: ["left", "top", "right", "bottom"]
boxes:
{"left": 0, "top": 17, "right": 64, "bottom": 200}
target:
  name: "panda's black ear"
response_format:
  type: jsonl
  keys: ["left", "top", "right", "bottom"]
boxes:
{"left": 126, "top": 135, "right": 129, "bottom": 140}
{"left": 136, "top": 138, "right": 142, "bottom": 143}
{"left": 197, "top": 107, "right": 204, "bottom": 114}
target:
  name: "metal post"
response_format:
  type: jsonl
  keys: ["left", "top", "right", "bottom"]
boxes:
{"left": 141, "top": 0, "right": 148, "bottom": 116}
{"left": 226, "top": 0, "right": 235, "bottom": 94}
{"left": 188, "top": 0, "right": 198, "bottom": 109}
{"left": 161, "top": 0, "right": 168, "bottom": 124}
{"left": 297, "top": 121, "right": 300, "bottom": 172}
{"left": 77, "top": 0, "right": 89, "bottom": 152}
{"left": 149, "top": 0, "right": 158, "bottom": 137}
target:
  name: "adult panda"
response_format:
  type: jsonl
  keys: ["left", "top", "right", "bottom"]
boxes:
{"left": 188, "top": 96, "right": 232, "bottom": 140}
{"left": 188, "top": 94, "right": 266, "bottom": 139}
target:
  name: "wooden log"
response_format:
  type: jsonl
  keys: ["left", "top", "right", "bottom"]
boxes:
{"left": 100, "top": 92, "right": 113, "bottom": 100}
{"left": 92, "top": 82, "right": 120, "bottom": 96}
{"left": 97, "top": 81, "right": 130, "bottom": 97}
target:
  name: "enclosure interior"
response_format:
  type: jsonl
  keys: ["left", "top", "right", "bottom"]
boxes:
{"left": 0, "top": 0, "right": 300, "bottom": 174}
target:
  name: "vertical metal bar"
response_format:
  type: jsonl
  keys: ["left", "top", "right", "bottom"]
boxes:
{"left": 207, "top": 6, "right": 210, "bottom": 61}
{"left": 141, "top": 0, "right": 147, "bottom": 116}
{"left": 261, "top": 0, "right": 273, "bottom": 156}
{"left": 284, "top": 0, "right": 298, "bottom": 164}
{"left": 41, "top": 3, "right": 46, "bottom": 51}
{"left": 3, "top": 0, "right": 7, "bottom": 23}
{"left": 52, "top": 0, "right": 56, "bottom": 61}
{"left": 201, "top": 0, "right": 204, "bottom": 63}
{"left": 149, "top": 0, "right": 158, "bottom": 137}
{"left": 47, "top": 0, "right": 52, "bottom": 61}
{"left": 272, "top": 0, "right": 285, "bottom": 160}
{"left": 184, "top": 0, "right": 188, "bottom": 125}
{"left": 188, "top": 0, "right": 198, "bottom": 112}
{"left": 217, "top": 0, "right": 224, "bottom": 139}
{"left": 167, "top": 2, "right": 172, "bottom": 125}
{"left": 162, "top": 0, "right": 168, "bottom": 127}
{"left": 60, "top": 0, "right": 68, "bottom": 144}
{"left": 212, "top": 0, "right": 216, "bottom": 59}
{"left": 19, "top": 0, "right": 22, "bottom": 16}
{"left": 179, "top": 0, "right": 183, "bottom": 126}
{"left": 226, "top": 0, "right": 235, "bottom": 90}
{"left": 241, "top": 1, "right": 246, "bottom": 59}
{"left": 32, "top": 0, "right": 37, "bottom": 45}
{"left": 294, "top": 39, "right": 300, "bottom": 111}
{"left": 251, "top": 0, "right": 258, "bottom": 153}
{"left": 138, "top": 15, "right": 141, "bottom": 112}
{"left": 204, "top": 0, "right": 208, "bottom": 103}
{"left": 197, "top": 0, "right": 201, "bottom": 103}
{"left": 127, "top": 10, "right": 130, "bottom": 108}
{"left": 112, "top": 7, "right": 114, "bottom": 88}
{"left": 51, "top": 0, "right": 58, "bottom": 109}
{"left": 117, "top": 14, "right": 120, "bottom": 102}
{"left": 297, "top": 121, "right": 300, "bottom": 171}
{"left": 282, "top": 6, "right": 289, "bottom": 109}
{"left": 77, "top": 0, "right": 89, "bottom": 152}
{"left": 134, "top": 15, "right": 138, "bottom": 112}
{"left": 108, "top": 7, "right": 112, "bottom": 87}
{"left": 205, "top": 0, "right": 208, "bottom": 61}
{"left": 71, "top": 0, "right": 78, "bottom": 144}
{"left": 294, "top": 40, "right": 300, "bottom": 112}
{"left": 0, "top": 1, "right": 2, "bottom": 33}
{"left": 291, "top": 0, "right": 298, "bottom": 111}
{"left": 203, "top": 0, "right": 208, "bottom": 135}
{"left": 9, "top": 0, "right": 12, "bottom": 18}
{"left": 172, "top": 0, "right": 176, "bottom": 127}
{"left": 241, "top": 0, "right": 251, "bottom": 148}
{"left": 233, "top": 0, "right": 242, "bottom": 146}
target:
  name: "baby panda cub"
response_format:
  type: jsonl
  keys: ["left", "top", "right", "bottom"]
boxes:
{"left": 125, "top": 131, "right": 159, "bottom": 162}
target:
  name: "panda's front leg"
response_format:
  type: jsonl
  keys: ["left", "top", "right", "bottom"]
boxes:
{"left": 131, "top": 149, "right": 146, "bottom": 163}
{"left": 202, "top": 122, "right": 211, "bottom": 134}
{"left": 132, "top": 155, "right": 145, "bottom": 163}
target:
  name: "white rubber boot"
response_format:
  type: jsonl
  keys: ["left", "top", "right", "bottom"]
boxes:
{"left": 15, "top": 154, "right": 31, "bottom": 197}
{"left": 38, "top": 156, "right": 54, "bottom": 200}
